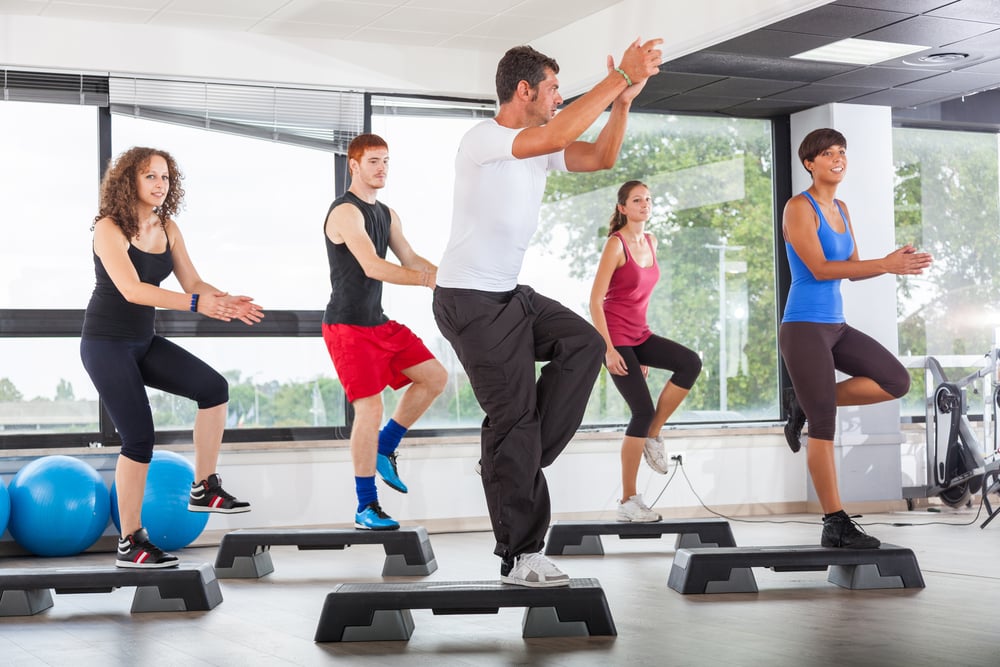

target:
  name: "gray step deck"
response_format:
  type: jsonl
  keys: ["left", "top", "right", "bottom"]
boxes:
{"left": 213, "top": 526, "right": 437, "bottom": 578}
{"left": 0, "top": 562, "right": 223, "bottom": 615}
{"left": 314, "top": 578, "right": 617, "bottom": 642}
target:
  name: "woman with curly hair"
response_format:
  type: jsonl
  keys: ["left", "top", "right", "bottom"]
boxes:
{"left": 81, "top": 146, "right": 264, "bottom": 568}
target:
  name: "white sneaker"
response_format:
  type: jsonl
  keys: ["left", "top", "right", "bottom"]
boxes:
{"left": 643, "top": 436, "right": 669, "bottom": 474}
{"left": 500, "top": 551, "right": 570, "bottom": 588}
{"left": 617, "top": 494, "right": 662, "bottom": 523}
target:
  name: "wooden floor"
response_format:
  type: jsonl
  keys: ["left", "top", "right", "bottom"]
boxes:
{"left": 0, "top": 509, "right": 997, "bottom": 666}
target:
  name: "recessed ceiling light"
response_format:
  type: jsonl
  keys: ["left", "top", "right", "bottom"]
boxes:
{"left": 791, "top": 38, "right": 928, "bottom": 65}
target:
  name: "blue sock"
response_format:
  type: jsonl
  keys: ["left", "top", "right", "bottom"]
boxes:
{"left": 377, "top": 418, "right": 408, "bottom": 456}
{"left": 355, "top": 476, "right": 377, "bottom": 513}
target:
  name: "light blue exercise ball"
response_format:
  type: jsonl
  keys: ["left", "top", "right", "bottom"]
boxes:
{"left": 110, "top": 450, "right": 208, "bottom": 551}
{"left": 7, "top": 455, "right": 110, "bottom": 557}
{"left": 0, "top": 477, "right": 10, "bottom": 537}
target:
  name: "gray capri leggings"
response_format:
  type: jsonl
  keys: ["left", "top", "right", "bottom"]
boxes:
{"left": 779, "top": 322, "right": 910, "bottom": 441}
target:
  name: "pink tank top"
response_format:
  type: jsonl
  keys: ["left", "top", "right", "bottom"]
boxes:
{"left": 603, "top": 231, "right": 660, "bottom": 347}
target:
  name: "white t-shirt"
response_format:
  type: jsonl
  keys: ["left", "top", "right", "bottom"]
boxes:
{"left": 436, "top": 119, "right": 567, "bottom": 292}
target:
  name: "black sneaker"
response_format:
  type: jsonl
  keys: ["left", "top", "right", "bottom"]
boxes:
{"left": 116, "top": 528, "right": 179, "bottom": 568}
{"left": 821, "top": 513, "right": 881, "bottom": 549}
{"left": 188, "top": 473, "right": 251, "bottom": 513}
{"left": 783, "top": 387, "right": 806, "bottom": 453}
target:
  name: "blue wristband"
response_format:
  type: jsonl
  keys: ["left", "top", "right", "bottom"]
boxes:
{"left": 190, "top": 293, "right": 200, "bottom": 312}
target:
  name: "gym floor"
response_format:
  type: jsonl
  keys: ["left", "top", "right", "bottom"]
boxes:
{"left": 0, "top": 508, "right": 996, "bottom": 666}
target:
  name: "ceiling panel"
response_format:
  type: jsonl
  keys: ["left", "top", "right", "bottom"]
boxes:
{"left": 637, "top": 0, "right": 1000, "bottom": 117}
{"left": 766, "top": 4, "right": 910, "bottom": 37}
{"left": 859, "top": 15, "right": 997, "bottom": 46}
{"left": 710, "top": 29, "right": 839, "bottom": 58}
{"left": 846, "top": 87, "right": 952, "bottom": 106}
{"left": 895, "top": 69, "right": 1000, "bottom": 92}
{"left": 766, "top": 83, "right": 883, "bottom": 102}
{"left": 927, "top": 0, "right": 1000, "bottom": 24}
{"left": 666, "top": 52, "right": 858, "bottom": 82}
{"left": 833, "top": 0, "right": 958, "bottom": 12}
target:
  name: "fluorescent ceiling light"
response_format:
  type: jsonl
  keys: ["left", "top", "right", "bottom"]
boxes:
{"left": 791, "top": 38, "right": 928, "bottom": 65}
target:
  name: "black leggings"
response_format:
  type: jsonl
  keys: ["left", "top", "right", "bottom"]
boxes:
{"left": 779, "top": 322, "right": 910, "bottom": 441}
{"left": 80, "top": 335, "right": 229, "bottom": 463}
{"left": 611, "top": 334, "right": 702, "bottom": 438}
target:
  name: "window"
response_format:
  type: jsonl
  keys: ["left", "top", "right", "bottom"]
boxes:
{"left": 541, "top": 113, "right": 779, "bottom": 424}
{"left": 110, "top": 116, "right": 343, "bottom": 431}
{"left": 0, "top": 101, "right": 100, "bottom": 436}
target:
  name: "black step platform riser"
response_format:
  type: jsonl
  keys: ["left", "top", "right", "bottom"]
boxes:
{"left": 545, "top": 519, "right": 737, "bottom": 556}
{"left": 667, "top": 544, "right": 926, "bottom": 594}
{"left": 314, "top": 578, "right": 617, "bottom": 641}
{"left": 0, "top": 563, "right": 223, "bottom": 615}
{"left": 214, "top": 527, "right": 437, "bottom": 578}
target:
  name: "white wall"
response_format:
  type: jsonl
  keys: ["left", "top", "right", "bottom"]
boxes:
{"left": 1, "top": 0, "right": 831, "bottom": 98}
{"left": 0, "top": 430, "right": 807, "bottom": 549}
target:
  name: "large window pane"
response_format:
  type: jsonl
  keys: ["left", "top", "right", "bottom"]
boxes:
{"left": 541, "top": 114, "right": 778, "bottom": 424}
{"left": 0, "top": 339, "right": 99, "bottom": 435}
{"left": 0, "top": 101, "right": 97, "bottom": 308}
{"left": 893, "top": 127, "right": 1000, "bottom": 416}
{"left": 142, "top": 338, "right": 346, "bottom": 431}
{"left": 0, "top": 102, "right": 100, "bottom": 436}
{"left": 111, "top": 116, "right": 335, "bottom": 309}
{"left": 370, "top": 111, "right": 489, "bottom": 428}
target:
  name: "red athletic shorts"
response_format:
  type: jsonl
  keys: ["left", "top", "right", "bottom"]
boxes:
{"left": 322, "top": 320, "right": 435, "bottom": 402}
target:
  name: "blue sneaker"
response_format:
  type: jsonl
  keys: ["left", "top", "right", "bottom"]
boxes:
{"left": 376, "top": 452, "right": 408, "bottom": 493}
{"left": 355, "top": 501, "right": 400, "bottom": 531}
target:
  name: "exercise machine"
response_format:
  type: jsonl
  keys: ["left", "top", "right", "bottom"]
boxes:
{"left": 907, "top": 349, "right": 1000, "bottom": 527}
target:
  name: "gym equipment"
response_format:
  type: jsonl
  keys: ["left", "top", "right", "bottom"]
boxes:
{"left": 544, "top": 518, "right": 736, "bottom": 556}
{"left": 214, "top": 526, "right": 437, "bottom": 578}
{"left": 7, "top": 455, "right": 110, "bottom": 557}
{"left": 0, "top": 562, "right": 222, "bottom": 616}
{"left": 314, "top": 578, "right": 616, "bottom": 642}
{"left": 110, "top": 450, "right": 209, "bottom": 551}
{"left": 0, "top": 477, "right": 9, "bottom": 537}
{"left": 904, "top": 351, "right": 1000, "bottom": 522}
{"left": 667, "top": 544, "right": 925, "bottom": 594}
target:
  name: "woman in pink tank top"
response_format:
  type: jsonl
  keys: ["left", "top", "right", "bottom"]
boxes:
{"left": 589, "top": 180, "right": 702, "bottom": 523}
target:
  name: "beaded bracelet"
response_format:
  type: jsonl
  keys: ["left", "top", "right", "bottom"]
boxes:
{"left": 614, "top": 66, "right": 633, "bottom": 87}
{"left": 190, "top": 293, "right": 200, "bottom": 312}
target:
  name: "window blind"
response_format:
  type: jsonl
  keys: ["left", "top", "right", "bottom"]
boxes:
{"left": 109, "top": 76, "right": 365, "bottom": 153}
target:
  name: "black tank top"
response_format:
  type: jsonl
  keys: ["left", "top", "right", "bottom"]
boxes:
{"left": 82, "top": 242, "right": 174, "bottom": 340}
{"left": 322, "top": 191, "right": 390, "bottom": 327}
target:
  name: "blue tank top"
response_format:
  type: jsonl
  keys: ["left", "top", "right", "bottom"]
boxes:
{"left": 782, "top": 191, "right": 854, "bottom": 324}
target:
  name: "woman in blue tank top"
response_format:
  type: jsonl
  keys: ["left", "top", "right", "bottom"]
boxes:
{"left": 780, "top": 128, "right": 932, "bottom": 549}
{"left": 81, "top": 147, "right": 264, "bottom": 568}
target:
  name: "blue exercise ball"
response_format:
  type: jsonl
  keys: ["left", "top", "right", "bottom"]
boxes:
{"left": 0, "top": 477, "right": 10, "bottom": 537}
{"left": 110, "top": 450, "right": 208, "bottom": 551}
{"left": 7, "top": 455, "right": 110, "bottom": 557}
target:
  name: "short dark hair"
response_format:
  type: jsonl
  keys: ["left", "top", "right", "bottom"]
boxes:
{"left": 797, "top": 128, "right": 847, "bottom": 173}
{"left": 495, "top": 45, "right": 559, "bottom": 104}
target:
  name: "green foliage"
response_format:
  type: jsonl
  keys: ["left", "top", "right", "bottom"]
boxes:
{"left": 893, "top": 128, "right": 1000, "bottom": 414}
{"left": 0, "top": 377, "right": 24, "bottom": 401}
{"left": 55, "top": 378, "right": 75, "bottom": 401}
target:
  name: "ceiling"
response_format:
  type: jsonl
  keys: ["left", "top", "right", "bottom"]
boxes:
{"left": 0, "top": 0, "right": 623, "bottom": 51}
{"left": 636, "top": 0, "right": 1000, "bottom": 117}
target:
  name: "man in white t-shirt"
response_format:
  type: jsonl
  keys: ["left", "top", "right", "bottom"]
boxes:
{"left": 433, "top": 39, "right": 663, "bottom": 587}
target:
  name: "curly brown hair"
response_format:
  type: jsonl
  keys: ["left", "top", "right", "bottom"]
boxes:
{"left": 94, "top": 147, "right": 185, "bottom": 239}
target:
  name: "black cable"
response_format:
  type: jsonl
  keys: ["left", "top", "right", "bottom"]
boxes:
{"left": 663, "top": 456, "right": 995, "bottom": 529}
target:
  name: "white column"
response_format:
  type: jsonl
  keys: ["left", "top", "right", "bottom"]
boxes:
{"left": 790, "top": 103, "right": 904, "bottom": 505}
